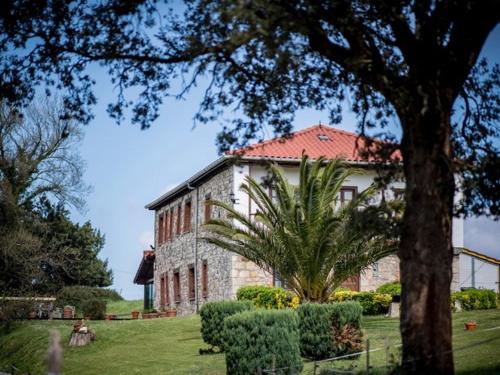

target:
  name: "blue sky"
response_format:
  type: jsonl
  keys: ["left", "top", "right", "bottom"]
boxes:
{"left": 71, "top": 26, "right": 500, "bottom": 300}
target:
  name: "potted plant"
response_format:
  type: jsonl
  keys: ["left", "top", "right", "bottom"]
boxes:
{"left": 158, "top": 309, "right": 168, "bottom": 318}
{"left": 149, "top": 309, "right": 159, "bottom": 319}
{"left": 166, "top": 307, "right": 177, "bottom": 317}
{"left": 465, "top": 320, "right": 477, "bottom": 331}
{"left": 131, "top": 310, "right": 140, "bottom": 320}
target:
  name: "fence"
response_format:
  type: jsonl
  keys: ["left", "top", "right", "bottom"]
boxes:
{"left": 259, "top": 324, "right": 500, "bottom": 375}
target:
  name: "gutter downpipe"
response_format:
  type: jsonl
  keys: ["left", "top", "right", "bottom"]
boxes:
{"left": 188, "top": 182, "right": 200, "bottom": 313}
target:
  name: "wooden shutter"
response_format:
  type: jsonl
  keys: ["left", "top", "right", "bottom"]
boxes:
{"left": 188, "top": 265, "right": 195, "bottom": 300}
{"left": 184, "top": 201, "right": 192, "bottom": 232}
{"left": 202, "top": 260, "right": 208, "bottom": 298}
{"left": 158, "top": 214, "right": 164, "bottom": 245}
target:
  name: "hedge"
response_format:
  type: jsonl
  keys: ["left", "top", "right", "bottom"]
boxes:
{"left": 81, "top": 299, "right": 106, "bottom": 320}
{"left": 330, "top": 291, "right": 391, "bottom": 315}
{"left": 236, "top": 285, "right": 300, "bottom": 309}
{"left": 56, "top": 286, "right": 123, "bottom": 312}
{"left": 297, "top": 302, "right": 363, "bottom": 360}
{"left": 223, "top": 309, "right": 303, "bottom": 375}
{"left": 451, "top": 289, "right": 497, "bottom": 311}
{"left": 199, "top": 300, "right": 253, "bottom": 351}
{"left": 375, "top": 281, "right": 401, "bottom": 296}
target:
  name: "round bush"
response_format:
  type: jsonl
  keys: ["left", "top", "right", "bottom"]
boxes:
{"left": 297, "top": 302, "right": 363, "bottom": 360}
{"left": 223, "top": 309, "right": 303, "bottom": 375}
{"left": 81, "top": 299, "right": 106, "bottom": 320}
{"left": 199, "top": 300, "right": 253, "bottom": 350}
{"left": 376, "top": 281, "right": 401, "bottom": 296}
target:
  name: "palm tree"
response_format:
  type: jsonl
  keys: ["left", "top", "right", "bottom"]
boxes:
{"left": 203, "top": 156, "right": 400, "bottom": 303}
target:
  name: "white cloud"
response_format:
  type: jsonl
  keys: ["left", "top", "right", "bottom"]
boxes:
{"left": 138, "top": 230, "right": 154, "bottom": 249}
{"left": 464, "top": 217, "right": 500, "bottom": 259}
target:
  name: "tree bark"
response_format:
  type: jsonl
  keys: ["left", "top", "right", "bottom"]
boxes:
{"left": 398, "top": 96, "right": 455, "bottom": 374}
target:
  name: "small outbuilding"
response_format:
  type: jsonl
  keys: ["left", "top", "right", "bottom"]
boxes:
{"left": 452, "top": 248, "right": 500, "bottom": 292}
{"left": 133, "top": 250, "right": 155, "bottom": 310}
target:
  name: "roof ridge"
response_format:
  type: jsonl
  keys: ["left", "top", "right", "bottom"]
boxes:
{"left": 230, "top": 124, "right": 359, "bottom": 154}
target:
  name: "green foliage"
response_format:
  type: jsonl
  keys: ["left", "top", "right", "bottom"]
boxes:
{"left": 56, "top": 286, "right": 122, "bottom": 313}
{"left": 223, "top": 309, "right": 303, "bottom": 375}
{"left": 297, "top": 302, "right": 363, "bottom": 360}
{"left": 81, "top": 299, "right": 106, "bottom": 320}
{"left": 451, "top": 289, "right": 497, "bottom": 311}
{"left": 330, "top": 291, "right": 391, "bottom": 315}
{"left": 236, "top": 285, "right": 299, "bottom": 309}
{"left": 204, "top": 156, "right": 399, "bottom": 303}
{"left": 199, "top": 300, "right": 253, "bottom": 351}
{"left": 376, "top": 281, "right": 401, "bottom": 296}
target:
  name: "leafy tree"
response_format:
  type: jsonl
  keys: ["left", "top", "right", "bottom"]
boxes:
{"left": 204, "top": 156, "right": 400, "bottom": 302}
{"left": 0, "top": 197, "right": 112, "bottom": 295}
{"left": 1, "top": 1, "right": 499, "bottom": 371}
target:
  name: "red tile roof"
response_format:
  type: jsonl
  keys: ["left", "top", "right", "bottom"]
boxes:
{"left": 229, "top": 125, "right": 400, "bottom": 162}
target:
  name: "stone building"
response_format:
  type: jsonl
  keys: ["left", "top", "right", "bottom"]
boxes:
{"left": 139, "top": 124, "right": 469, "bottom": 316}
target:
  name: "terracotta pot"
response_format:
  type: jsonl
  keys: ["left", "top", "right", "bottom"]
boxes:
{"left": 131, "top": 311, "right": 140, "bottom": 320}
{"left": 465, "top": 322, "right": 477, "bottom": 331}
{"left": 142, "top": 313, "right": 150, "bottom": 319}
{"left": 158, "top": 311, "right": 168, "bottom": 318}
{"left": 105, "top": 314, "right": 117, "bottom": 321}
{"left": 28, "top": 311, "right": 37, "bottom": 319}
{"left": 63, "top": 306, "right": 74, "bottom": 319}
{"left": 166, "top": 309, "right": 177, "bottom": 317}
{"left": 149, "top": 312, "right": 159, "bottom": 319}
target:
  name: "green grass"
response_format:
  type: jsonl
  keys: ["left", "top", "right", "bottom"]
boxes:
{"left": 0, "top": 309, "right": 498, "bottom": 374}
{"left": 105, "top": 300, "right": 143, "bottom": 317}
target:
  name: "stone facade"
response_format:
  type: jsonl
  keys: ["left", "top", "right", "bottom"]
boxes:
{"left": 360, "top": 255, "right": 400, "bottom": 291}
{"left": 153, "top": 165, "right": 235, "bottom": 316}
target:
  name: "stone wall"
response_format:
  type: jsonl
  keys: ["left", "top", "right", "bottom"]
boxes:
{"left": 231, "top": 255, "right": 273, "bottom": 297}
{"left": 153, "top": 165, "right": 234, "bottom": 316}
{"left": 360, "top": 255, "right": 400, "bottom": 291}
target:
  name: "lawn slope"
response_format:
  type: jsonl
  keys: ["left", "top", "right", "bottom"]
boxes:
{"left": 0, "top": 310, "right": 499, "bottom": 374}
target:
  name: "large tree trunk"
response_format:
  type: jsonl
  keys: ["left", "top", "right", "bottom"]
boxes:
{"left": 398, "top": 101, "right": 455, "bottom": 374}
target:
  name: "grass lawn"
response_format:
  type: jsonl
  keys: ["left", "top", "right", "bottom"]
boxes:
{"left": 105, "top": 300, "right": 143, "bottom": 317}
{"left": 0, "top": 308, "right": 498, "bottom": 374}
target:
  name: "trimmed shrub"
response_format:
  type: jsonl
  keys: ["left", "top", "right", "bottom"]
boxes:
{"left": 451, "top": 289, "right": 497, "bottom": 311}
{"left": 200, "top": 300, "right": 253, "bottom": 351}
{"left": 329, "top": 291, "right": 391, "bottom": 315}
{"left": 376, "top": 281, "right": 401, "bottom": 296}
{"left": 236, "top": 285, "right": 300, "bottom": 309}
{"left": 297, "top": 302, "right": 363, "bottom": 360}
{"left": 81, "top": 299, "right": 106, "bottom": 320}
{"left": 223, "top": 309, "right": 303, "bottom": 375}
{"left": 56, "top": 286, "right": 122, "bottom": 312}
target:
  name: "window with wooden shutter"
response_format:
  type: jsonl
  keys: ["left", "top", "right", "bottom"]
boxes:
{"left": 173, "top": 270, "right": 181, "bottom": 303}
{"left": 164, "top": 210, "right": 170, "bottom": 241}
{"left": 164, "top": 273, "right": 170, "bottom": 306}
{"left": 158, "top": 214, "right": 164, "bottom": 245}
{"left": 202, "top": 260, "right": 208, "bottom": 298}
{"left": 184, "top": 200, "right": 192, "bottom": 233}
{"left": 188, "top": 264, "right": 195, "bottom": 300}
{"left": 168, "top": 208, "right": 174, "bottom": 239}
{"left": 176, "top": 204, "right": 182, "bottom": 235}
{"left": 160, "top": 274, "right": 165, "bottom": 308}
{"left": 204, "top": 194, "right": 212, "bottom": 223}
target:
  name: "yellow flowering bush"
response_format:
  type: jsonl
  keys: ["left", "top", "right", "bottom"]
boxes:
{"left": 237, "top": 285, "right": 301, "bottom": 309}
{"left": 330, "top": 290, "right": 391, "bottom": 315}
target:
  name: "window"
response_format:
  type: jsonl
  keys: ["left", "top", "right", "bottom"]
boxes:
{"left": 204, "top": 194, "right": 212, "bottom": 223}
{"left": 202, "top": 260, "right": 208, "bottom": 298}
{"left": 168, "top": 208, "right": 174, "bottom": 239}
{"left": 184, "top": 201, "right": 192, "bottom": 233}
{"left": 158, "top": 214, "right": 164, "bottom": 245}
{"left": 165, "top": 210, "right": 170, "bottom": 241}
{"left": 175, "top": 204, "right": 182, "bottom": 235}
{"left": 340, "top": 187, "right": 357, "bottom": 206}
{"left": 164, "top": 273, "right": 170, "bottom": 306}
{"left": 173, "top": 271, "right": 181, "bottom": 303}
{"left": 188, "top": 264, "right": 195, "bottom": 300}
{"left": 160, "top": 274, "right": 165, "bottom": 308}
